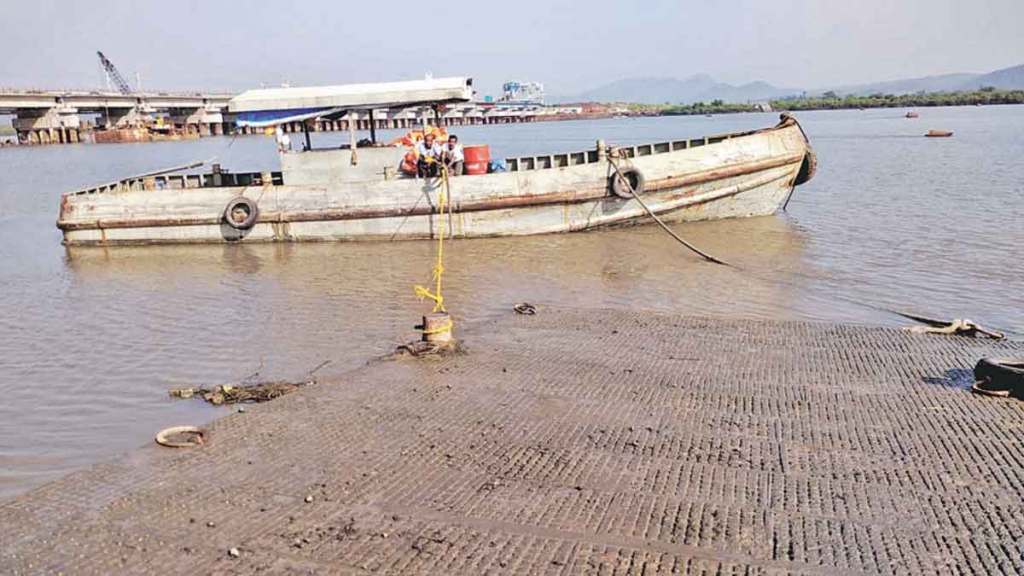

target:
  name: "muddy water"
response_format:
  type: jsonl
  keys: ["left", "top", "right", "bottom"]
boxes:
{"left": 1, "top": 107, "right": 1022, "bottom": 499}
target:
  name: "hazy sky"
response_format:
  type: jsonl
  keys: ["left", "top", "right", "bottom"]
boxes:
{"left": 2, "top": 0, "right": 1022, "bottom": 96}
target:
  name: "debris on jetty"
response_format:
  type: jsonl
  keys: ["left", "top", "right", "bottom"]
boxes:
{"left": 395, "top": 340, "right": 465, "bottom": 359}
{"left": 155, "top": 426, "right": 206, "bottom": 448}
{"left": 899, "top": 313, "right": 1004, "bottom": 339}
{"left": 169, "top": 380, "right": 310, "bottom": 405}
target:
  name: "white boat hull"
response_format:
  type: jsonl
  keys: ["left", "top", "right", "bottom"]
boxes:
{"left": 58, "top": 115, "right": 815, "bottom": 246}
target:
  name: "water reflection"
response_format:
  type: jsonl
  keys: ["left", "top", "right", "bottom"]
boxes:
{"left": 63, "top": 214, "right": 812, "bottom": 328}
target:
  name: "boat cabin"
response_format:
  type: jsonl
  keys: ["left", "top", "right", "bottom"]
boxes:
{"left": 228, "top": 77, "right": 474, "bottom": 186}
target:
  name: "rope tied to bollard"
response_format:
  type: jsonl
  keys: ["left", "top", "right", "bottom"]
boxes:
{"left": 413, "top": 160, "right": 454, "bottom": 337}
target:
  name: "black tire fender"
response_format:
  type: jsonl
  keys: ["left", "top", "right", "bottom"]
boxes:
{"left": 610, "top": 166, "right": 646, "bottom": 199}
{"left": 223, "top": 196, "right": 259, "bottom": 230}
{"left": 973, "top": 357, "right": 1024, "bottom": 398}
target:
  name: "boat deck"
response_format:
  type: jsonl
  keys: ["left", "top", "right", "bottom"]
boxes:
{"left": 65, "top": 122, "right": 767, "bottom": 196}
{"left": 5, "top": 307, "right": 1020, "bottom": 574}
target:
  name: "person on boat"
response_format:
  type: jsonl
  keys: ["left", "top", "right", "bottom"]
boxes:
{"left": 442, "top": 134, "right": 464, "bottom": 176}
{"left": 416, "top": 133, "right": 443, "bottom": 177}
{"left": 275, "top": 127, "right": 291, "bottom": 153}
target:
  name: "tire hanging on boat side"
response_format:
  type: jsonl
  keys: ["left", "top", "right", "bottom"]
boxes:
{"left": 224, "top": 196, "right": 259, "bottom": 230}
{"left": 610, "top": 166, "right": 646, "bottom": 199}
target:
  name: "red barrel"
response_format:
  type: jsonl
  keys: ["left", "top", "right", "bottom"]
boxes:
{"left": 463, "top": 145, "right": 490, "bottom": 175}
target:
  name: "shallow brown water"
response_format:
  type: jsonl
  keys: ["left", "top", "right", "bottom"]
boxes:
{"left": 1, "top": 107, "right": 1022, "bottom": 499}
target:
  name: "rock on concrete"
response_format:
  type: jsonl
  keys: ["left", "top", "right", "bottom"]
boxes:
{"left": 1, "top": 308, "right": 1023, "bottom": 574}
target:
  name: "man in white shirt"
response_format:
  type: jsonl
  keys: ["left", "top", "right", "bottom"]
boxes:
{"left": 415, "top": 133, "right": 443, "bottom": 177}
{"left": 442, "top": 134, "right": 464, "bottom": 176}
{"left": 275, "top": 127, "right": 291, "bottom": 153}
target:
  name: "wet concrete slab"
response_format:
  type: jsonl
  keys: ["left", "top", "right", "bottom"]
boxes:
{"left": 2, "top": 308, "right": 1023, "bottom": 574}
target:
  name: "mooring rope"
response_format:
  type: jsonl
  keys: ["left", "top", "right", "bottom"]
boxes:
{"left": 608, "top": 154, "right": 1020, "bottom": 339}
{"left": 413, "top": 160, "right": 454, "bottom": 335}
{"left": 608, "top": 156, "right": 732, "bottom": 267}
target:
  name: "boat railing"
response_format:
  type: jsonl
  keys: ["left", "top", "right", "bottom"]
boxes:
{"left": 68, "top": 170, "right": 284, "bottom": 196}
{"left": 504, "top": 134, "right": 735, "bottom": 172}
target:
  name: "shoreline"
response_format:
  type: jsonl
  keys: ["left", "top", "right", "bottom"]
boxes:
{"left": 2, "top": 307, "right": 1021, "bottom": 573}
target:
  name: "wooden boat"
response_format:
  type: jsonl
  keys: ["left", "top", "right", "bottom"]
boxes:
{"left": 57, "top": 77, "right": 817, "bottom": 246}
{"left": 925, "top": 130, "right": 953, "bottom": 138}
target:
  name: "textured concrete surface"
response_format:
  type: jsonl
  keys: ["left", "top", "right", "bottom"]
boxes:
{"left": 2, "top": 308, "right": 1023, "bottom": 575}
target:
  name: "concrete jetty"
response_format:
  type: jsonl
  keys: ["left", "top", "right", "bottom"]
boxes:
{"left": 2, "top": 308, "right": 1022, "bottom": 574}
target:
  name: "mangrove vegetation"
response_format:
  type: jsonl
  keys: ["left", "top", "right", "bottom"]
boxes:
{"left": 650, "top": 88, "right": 1024, "bottom": 116}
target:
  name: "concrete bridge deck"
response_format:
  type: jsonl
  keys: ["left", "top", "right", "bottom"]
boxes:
{"left": 0, "top": 90, "right": 233, "bottom": 112}
{"left": 2, "top": 307, "right": 1022, "bottom": 574}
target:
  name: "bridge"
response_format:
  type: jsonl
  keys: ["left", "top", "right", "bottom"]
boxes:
{"left": 0, "top": 89, "right": 568, "bottom": 145}
{"left": 0, "top": 90, "right": 234, "bottom": 144}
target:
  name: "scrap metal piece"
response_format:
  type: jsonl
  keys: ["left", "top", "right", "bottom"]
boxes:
{"left": 902, "top": 316, "right": 1004, "bottom": 340}
{"left": 513, "top": 303, "right": 537, "bottom": 315}
{"left": 169, "top": 381, "right": 307, "bottom": 405}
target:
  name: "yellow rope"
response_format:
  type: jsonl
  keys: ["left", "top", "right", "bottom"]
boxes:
{"left": 413, "top": 162, "right": 451, "bottom": 320}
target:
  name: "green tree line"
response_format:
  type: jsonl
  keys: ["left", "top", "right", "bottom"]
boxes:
{"left": 658, "top": 99, "right": 759, "bottom": 115}
{"left": 772, "top": 88, "right": 1024, "bottom": 111}
{"left": 649, "top": 88, "right": 1024, "bottom": 116}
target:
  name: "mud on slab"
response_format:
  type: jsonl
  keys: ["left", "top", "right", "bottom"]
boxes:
{"left": 2, "top": 308, "right": 1023, "bottom": 574}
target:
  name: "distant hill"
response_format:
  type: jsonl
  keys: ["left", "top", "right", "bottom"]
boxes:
{"left": 968, "top": 64, "right": 1024, "bottom": 90}
{"left": 555, "top": 63, "right": 1024, "bottom": 105}
{"left": 826, "top": 73, "right": 980, "bottom": 96}
{"left": 555, "top": 74, "right": 798, "bottom": 105}
{"left": 825, "top": 64, "right": 1024, "bottom": 96}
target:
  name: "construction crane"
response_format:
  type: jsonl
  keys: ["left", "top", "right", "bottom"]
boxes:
{"left": 97, "top": 51, "right": 133, "bottom": 95}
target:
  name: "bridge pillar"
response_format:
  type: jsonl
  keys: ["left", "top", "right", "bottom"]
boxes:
{"left": 168, "top": 105, "right": 223, "bottom": 137}
{"left": 100, "top": 107, "right": 151, "bottom": 129}
{"left": 13, "top": 105, "right": 81, "bottom": 145}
